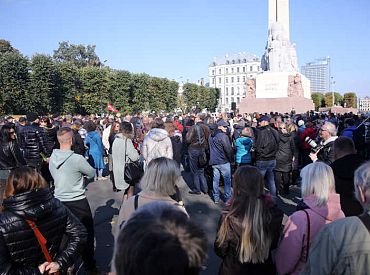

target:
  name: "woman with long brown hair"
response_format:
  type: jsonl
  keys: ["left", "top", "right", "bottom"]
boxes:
{"left": 214, "top": 165, "right": 283, "bottom": 275}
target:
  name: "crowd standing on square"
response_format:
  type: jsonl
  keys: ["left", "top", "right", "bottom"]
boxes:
{"left": 1, "top": 110, "right": 370, "bottom": 274}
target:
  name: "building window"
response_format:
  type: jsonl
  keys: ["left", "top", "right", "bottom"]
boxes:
{"left": 212, "top": 70, "right": 215, "bottom": 75}
{"left": 237, "top": 67, "right": 240, "bottom": 73}
{"left": 232, "top": 60, "right": 235, "bottom": 64}
{"left": 226, "top": 98, "right": 229, "bottom": 104}
{"left": 237, "top": 76, "right": 240, "bottom": 82}
{"left": 250, "top": 66, "right": 253, "bottom": 71}
{"left": 257, "top": 66, "right": 260, "bottom": 71}
{"left": 212, "top": 78, "right": 215, "bottom": 84}
{"left": 219, "top": 69, "right": 221, "bottom": 74}
{"left": 231, "top": 97, "right": 234, "bottom": 103}
{"left": 231, "top": 77, "right": 234, "bottom": 83}
{"left": 226, "top": 77, "right": 228, "bottom": 83}
{"left": 226, "top": 87, "right": 228, "bottom": 96}
{"left": 238, "top": 59, "right": 241, "bottom": 63}
{"left": 243, "top": 59, "right": 247, "bottom": 63}
{"left": 237, "top": 97, "right": 240, "bottom": 103}
{"left": 237, "top": 87, "right": 240, "bottom": 95}
{"left": 226, "top": 68, "right": 228, "bottom": 74}
{"left": 243, "top": 67, "right": 246, "bottom": 72}
{"left": 226, "top": 60, "right": 230, "bottom": 64}
{"left": 231, "top": 87, "right": 234, "bottom": 95}
{"left": 219, "top": 77, "right": 221, "bottom": 84}
{"left": 231, "top": 68, "right": 234, "bottom": 73}
{"left": 243, "top": 76, "right": 246, "bottom": 82}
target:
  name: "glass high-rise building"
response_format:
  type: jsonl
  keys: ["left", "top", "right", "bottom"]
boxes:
{"left": 301, "top": 57, "right": 331, "bottom": 93}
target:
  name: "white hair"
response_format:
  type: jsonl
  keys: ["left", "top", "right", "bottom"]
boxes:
{"left": 300, "top": 162, "right": 336, "bottom": 206}
{"left": 323, "top": 121, "right": 337, "bottom": 136}
{"left": 354, "top": 161, "right": 370, "bottom": 210}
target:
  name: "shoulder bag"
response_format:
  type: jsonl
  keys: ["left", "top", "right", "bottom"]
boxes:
{"left": 302, "top": 209, "right": 311, "bottom": 262}
{"left": 124, "top": 138, "right": 144, "bottom": 185}
{"left": 196, "top": 126, "right": 208, "bottom": 168}
{"left": 26, "top": 219, "right": 59, "bottom": 274}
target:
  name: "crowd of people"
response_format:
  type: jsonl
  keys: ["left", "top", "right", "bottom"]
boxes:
{"left": 0, "top": 110, "right": 370, "bottom": 274}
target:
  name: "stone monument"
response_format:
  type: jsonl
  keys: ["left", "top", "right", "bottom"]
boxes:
{"left": 239, "top": 0, "right": 314, "bottom": 114}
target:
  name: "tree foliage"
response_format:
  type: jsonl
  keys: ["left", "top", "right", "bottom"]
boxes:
{"left": 343, "top": 92, "right": 357, "bottom": 108}
{"left": 0, "top": 39, "right": 221, "bottom": 115}
{"left": 324, "top": 92, "right": 343, "bottom": 107}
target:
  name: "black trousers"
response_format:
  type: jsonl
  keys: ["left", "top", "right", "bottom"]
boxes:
{"left": 274, "top": 171, "right": 291, "bottom": 194}
{"left": 62, "top": 198, "right": 96, "bottom": 270}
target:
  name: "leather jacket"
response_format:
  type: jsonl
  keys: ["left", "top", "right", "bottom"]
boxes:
{"left": 0, "top": 188, "right": 87, "bottom": 274}
{"left": 0, "top": 141, "right": 26, "bottom": 170}
{"left": 18, "top": 123, "right": 51, "bottom": 166}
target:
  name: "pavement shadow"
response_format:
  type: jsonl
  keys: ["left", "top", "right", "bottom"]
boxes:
{"left": 94, "top": 199, "right": 119, "bottom": 272}
{"left": 186, "top": 200, "right": 223, "bottom": 275}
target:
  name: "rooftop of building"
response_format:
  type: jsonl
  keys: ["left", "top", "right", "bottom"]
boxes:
{"left": 210, "top": 52, "right": 260, "bottom": 66}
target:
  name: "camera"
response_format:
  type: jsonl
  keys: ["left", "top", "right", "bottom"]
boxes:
{"left": 305, "top": 137, "right": 323, "bottom": 153}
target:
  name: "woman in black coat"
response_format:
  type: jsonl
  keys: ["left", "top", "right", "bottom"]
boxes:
{"left": 274, "top": 122, "right": 295, "bottom": 195}
{"left": 0, "top": 123, "right": 26, "bottom": 205}
{"left": 0, "top": 166, "right": 87, "bottom": 274}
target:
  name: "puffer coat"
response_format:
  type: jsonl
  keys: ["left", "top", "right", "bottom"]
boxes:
{"left": 0, "top": 141, "right": 26, "bottom": 170}
{"left": 0, "top": 188, "right": 87, "bottom": 274}
{"left": 142, "top": 128, "right": 173, "bottom": 164}
{"left": 275, "top": 132, "right": 295, "bottom": 172}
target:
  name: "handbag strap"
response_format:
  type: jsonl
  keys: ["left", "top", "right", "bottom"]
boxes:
{"left": 358, "top": 213, "right": 370, "bottom": 234}
{"left": 25, "top": 219, "right": 53, "bottom": 263}
{"left": 196, "top": 125, "right": 202, "bottom": 145}
{"left": 302, "top": 210, "right": 311, "bottom": 262}
{"left": 134, "top": 194, "right": 139, "bottom": 210}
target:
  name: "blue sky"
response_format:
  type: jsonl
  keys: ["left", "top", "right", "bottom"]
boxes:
{"left": 1, "top": 0, "right": 369, "bottom": 97}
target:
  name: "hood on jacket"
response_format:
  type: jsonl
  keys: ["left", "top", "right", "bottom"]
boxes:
{"left": 147, "top": 128, "right": 169, "bottom": 142}
{"left": 279, "top": 132, "right": 291, "bottom": 143}
{"left": 304, "top": 193, "right": 344, "bottom": 221}
{"left": 3, "top": 188, "right": 54, "bottom": 220}
{"left": 50, "top": 149, "right": 74, "bottom": 169}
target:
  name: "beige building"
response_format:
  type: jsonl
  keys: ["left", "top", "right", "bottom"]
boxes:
{"left": 208, "top": 52, "right": 262, "bottom": 112}
{"left": 359, "top": 96, "right": 370, "bottom": 112}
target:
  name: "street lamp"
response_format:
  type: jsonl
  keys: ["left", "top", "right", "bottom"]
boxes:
{"left": 331, "top": 76, "right": 335, "bottom": 106}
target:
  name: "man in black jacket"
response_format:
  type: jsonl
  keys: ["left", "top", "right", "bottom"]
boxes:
{"left": 18, "top": 113, "right": 51, "bottom": 170}
{"left": 208, "top": 120, "right": 233, "bottom": 204}
{"left": 255, "top": 115, "right": 279, "bottom": 199}
{"left": 309, "top": 121, "right": 337, "bottom": 165}
{"left": 331, "top": 136, "right": 363, "bottom": 216}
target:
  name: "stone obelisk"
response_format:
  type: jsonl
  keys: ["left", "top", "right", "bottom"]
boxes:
{"left": 239, "top": 0, "right": 314, "bottom": 114}
{"left": 269, "top": 0, "right": 290, "bottom": 41}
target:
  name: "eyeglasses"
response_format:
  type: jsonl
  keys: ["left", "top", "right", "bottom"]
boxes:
{"left": 320, "top": 128, "right": 327, "bottom": 132}
{"left": 9, "top": 131, "right": 15, "bottom": 134}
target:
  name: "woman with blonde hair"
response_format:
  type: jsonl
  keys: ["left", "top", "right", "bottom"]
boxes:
{"left": 214, "top": 165, "right": 283, "bottom": 275}
{"left": 275, "top": 162, "right": 345, "bottom": 274}
{"left": 0, "top": 166, "right": 86, "bottom": 274}
{"left": 116, "top": 157, "right": 187, "bottom": 231}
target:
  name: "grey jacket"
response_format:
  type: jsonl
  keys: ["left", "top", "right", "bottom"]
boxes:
{"left": 302, "top": 215, "right": 370, "bottom": 275}
{"left": 112, "top": 134, "right": 140, "bottom": 190}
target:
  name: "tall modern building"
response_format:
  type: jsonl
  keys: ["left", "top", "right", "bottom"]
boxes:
{"left": 208, "top": 52, "right": 262, "bottom": 112}
{"left": 301, "top": 57, "right": 331, "bottom": 93}
{"left": 359, "top": 97, "right": 370, "bottom": 112}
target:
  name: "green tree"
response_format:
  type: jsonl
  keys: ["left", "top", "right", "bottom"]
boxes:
{"left": 0, "top": 39, "right": 17, "bottom": 54}
{"left": 183, "top": 83, "right": 199, "bottom": 111}
{"left": 26, "top": 54, "right": 58, "bottom": 114}
{"left": 55, "top": 62, "right": 81, "bottom": 114}
{"left": 108, "top": 69, "right": 132, "bottom": 114}
{"left": 311, "top": 92, "right": 323, "bottom": 110}
{"left": 0, "top": 50, "right": 29, "bottom": 114}
{"left": 53, "top": 41, "right": 101, "bottom": 68}
{"left": 343, "top": 92, "right": 357, "bottom": 108}
{"left": 324, "top": 92, "right": 343, "bottom": 107}
{"left": 130, "top": 73, "right": 151, "bottom": 112}
{"left": 79, "top": 66, "right": 109, "bottom": 114}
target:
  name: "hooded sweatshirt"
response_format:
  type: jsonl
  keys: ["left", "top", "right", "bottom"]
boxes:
{"left": 276, "top": 193, "right": 345, "bottom": 275}
{"left": 49, "top": 149, "right": 95, "bottom": 201}
{"left": 142, "top": 128, "right": 173, "bottom": 164}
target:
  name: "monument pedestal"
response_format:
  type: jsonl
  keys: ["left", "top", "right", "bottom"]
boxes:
{"left": 239, "top": 72, "right": 314, "bottom": 114}
{"left": 239, "top": 97, "right": 314, "bottom": 114}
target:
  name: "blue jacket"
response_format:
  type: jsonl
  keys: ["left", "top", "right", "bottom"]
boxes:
{"left": 85, "top": 131, "right": 105, "bottom": 169}
{"left": 234, "top": 136, "right": 253, "bottom": 164}
{"left": 208, "top": 129, "right": 233, "bottom": 166}
{"left": 341, "top": 126, "right": 357, "bottom": 140}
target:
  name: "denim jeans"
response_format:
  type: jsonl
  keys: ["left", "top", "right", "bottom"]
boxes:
{"left": 256, "top": 159, "right": 277, "bottom": 198}
{"left": 212, "top": 163, "right": 232, "bottom": 202}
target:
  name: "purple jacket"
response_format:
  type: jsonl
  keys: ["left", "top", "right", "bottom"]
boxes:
{"left": 275, "top": 193, "right": 345, "bottom": 275}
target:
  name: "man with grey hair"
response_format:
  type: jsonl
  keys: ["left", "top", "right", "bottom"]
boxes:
{"left": 302, "top": 161, "right": 370, "bottom": 274}
{"left": 309, "top": 121, "right": 337, "bottom": 164}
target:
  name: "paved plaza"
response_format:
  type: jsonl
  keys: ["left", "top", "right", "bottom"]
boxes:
{"left": 86, "top": 171, "right": 301, "bottom": 274}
